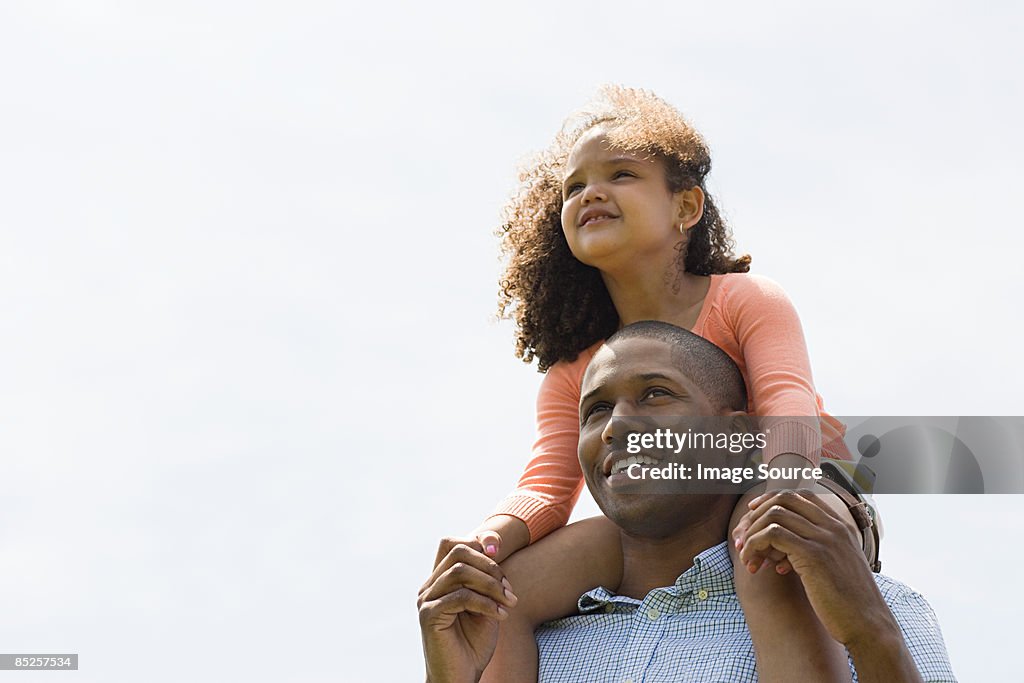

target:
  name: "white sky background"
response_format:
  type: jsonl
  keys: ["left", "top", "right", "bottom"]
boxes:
{"left": 0, "top": 1, "right": 1021, "bottom": 681}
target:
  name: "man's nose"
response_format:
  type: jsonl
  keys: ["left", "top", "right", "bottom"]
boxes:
{"left": 601, "top": 404, "right": 645, "bottom": 445}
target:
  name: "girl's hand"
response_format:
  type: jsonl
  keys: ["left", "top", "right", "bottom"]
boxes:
{"left": 434, "top": 530, "right": 503, "bottom": 568}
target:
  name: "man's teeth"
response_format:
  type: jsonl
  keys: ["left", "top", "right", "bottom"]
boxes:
{"left": 611, "top": 455, "right": 659, "bottom": 475}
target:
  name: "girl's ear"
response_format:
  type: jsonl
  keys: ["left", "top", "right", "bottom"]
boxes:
{"left": 676, "top": 186, "right": 705, "bottom": 231}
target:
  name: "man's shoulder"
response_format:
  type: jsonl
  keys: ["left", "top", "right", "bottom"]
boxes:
{"left": 872, "top": 572, "right": 937, "bottom": 614}
{"left": 869, "top": 574, "right": 956, "bottom": 682}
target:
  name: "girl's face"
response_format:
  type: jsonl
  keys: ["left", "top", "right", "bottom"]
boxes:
{"left": 561, "top": 125, "right": 697, "bottom": 272}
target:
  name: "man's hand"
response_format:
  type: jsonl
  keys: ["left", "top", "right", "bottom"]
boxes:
{"left": 432, "top": 515, "right": 531, "bottom": 567}
{"left": 418, "top": 544, "right": 519, "bottom": 683}
{"left": 733, "top": 490, "right": 924, "bottom": 683}
{"left": 433, "top": 530, "right": 504, "bottom": 568}
{"left": 734, "top": 489, "right": 892, "bottom": 648}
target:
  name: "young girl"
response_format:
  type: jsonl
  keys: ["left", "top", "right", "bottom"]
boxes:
{"left": 436, "top": 86, "right": 867, "bottom": 682}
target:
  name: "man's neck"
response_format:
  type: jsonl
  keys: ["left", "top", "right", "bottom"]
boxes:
{"left": 616, "top": 499, "right": 735, "bottom": 600}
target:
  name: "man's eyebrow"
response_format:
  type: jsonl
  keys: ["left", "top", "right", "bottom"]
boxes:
{"left": 579, "top": 371, "right": 678, "bottom": 408}
{"left": 637, "top": 372, "right": 676, "bottom": 382}
{"left": 580, "top": 385, "right": 604, "bottom": 407}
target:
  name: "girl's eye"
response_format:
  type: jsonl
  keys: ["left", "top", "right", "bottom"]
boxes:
{"left": 564, "top": 183, "right": 583, "bottom": 198}
{"left": 613, "top": 170, "right": 635, "bottom": 179}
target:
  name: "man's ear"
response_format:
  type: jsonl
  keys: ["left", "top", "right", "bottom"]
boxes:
{"left": 723, "top": 410, "right": 754, "bottom": 436}
{"left": 676, "top": 186, "right": 705, "bottom": 231}
{"left": 723, "top": 411, "right": 760, "bottom": 466}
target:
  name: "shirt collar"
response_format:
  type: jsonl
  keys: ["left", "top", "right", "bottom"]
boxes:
{"left": 577, "top": 541, "right": 735, "bottom": 614}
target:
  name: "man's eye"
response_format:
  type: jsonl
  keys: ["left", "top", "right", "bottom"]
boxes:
{"left": 642, "top": 388, "right": 673, "bottom": 400}
{"left": 582, "top": 403, "right": 610, "bottom": 423}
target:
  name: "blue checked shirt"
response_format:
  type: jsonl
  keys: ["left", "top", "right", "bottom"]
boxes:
{"left": 535, "top": 542, "right": 955, "bottom": 682}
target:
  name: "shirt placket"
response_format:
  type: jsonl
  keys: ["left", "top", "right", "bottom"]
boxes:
{"left": 617, "top": 588, "right": 685, "bottom": 683}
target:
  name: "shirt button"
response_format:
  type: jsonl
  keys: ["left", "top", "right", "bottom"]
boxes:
{"left": 604, "top": 604, "right": 615, "bottom": 613}
{"left": 624, "top": 679, "right": 634, "bottom": 683}
{"left": 646, "top": 607, "right": 660, "bottom": 620}
{"left": 697, "top": 589, "right": 709, "bottom": 600}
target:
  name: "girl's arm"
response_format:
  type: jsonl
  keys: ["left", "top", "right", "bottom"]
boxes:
{"left": 432, "top": 352, "right": 593, "bottom": 569}
{"left": 723, "top": 274, "right": 825, "bottom": 466}
{"left": 724, "top": 276, "right": 857, "bottom": 681}
{"left": 485, "top": 349, "right": 596, "bottom": 548}
{"left": 469, "top": 348, "right": 616, "bottom": 682}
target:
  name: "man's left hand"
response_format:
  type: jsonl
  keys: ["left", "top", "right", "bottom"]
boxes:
{"left": 734, "top": 489, "right": 894, "bottom": 649}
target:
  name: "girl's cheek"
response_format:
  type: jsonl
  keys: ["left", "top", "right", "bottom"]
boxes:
{"left": 560, "top": 208, "right": 575, "bottom": 236}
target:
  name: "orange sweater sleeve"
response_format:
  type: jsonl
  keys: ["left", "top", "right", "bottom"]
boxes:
{"left": 487, "top": 351, "right": 593, "bottom": 543}
{"left": 715, "top": 274, "right": 824, "bottom": 466}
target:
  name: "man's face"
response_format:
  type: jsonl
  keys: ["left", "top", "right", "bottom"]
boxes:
{"left": 578, "top": 336, "right": 734, "bottom": 537}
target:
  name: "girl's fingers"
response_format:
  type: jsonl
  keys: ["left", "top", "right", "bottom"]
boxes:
{"left": 740, "top": 521, "right": 811, "bottom": 571}
{"left": 476, "top": 530, "right": 502, "bottom": 558}
{"left": 774, "top": 558, "right": 795, "bottom": 575}
{"left": 743, "top": 547, "right": 788, "bottom": 573}
{"left": 738, "top": 497, "right": 828, "bottom": 567}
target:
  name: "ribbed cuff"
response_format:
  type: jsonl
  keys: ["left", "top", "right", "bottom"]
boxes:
{"left": 762, "top": 419, "right": 822, "bottom": 467}
{"left": 488, "top": 495, "right": 569, "bottom": 544}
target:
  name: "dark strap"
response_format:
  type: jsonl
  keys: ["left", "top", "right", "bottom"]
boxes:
{"left": 815, "top": 477, "right": 882, "bottom": 573}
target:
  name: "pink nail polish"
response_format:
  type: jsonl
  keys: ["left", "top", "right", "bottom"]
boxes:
{"left": 485, "top": 544, "right": 497, "bottom": 555}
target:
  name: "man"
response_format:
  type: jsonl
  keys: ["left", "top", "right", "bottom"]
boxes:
{"left": 419, "top": 322, "right": 955, "bottom": 682}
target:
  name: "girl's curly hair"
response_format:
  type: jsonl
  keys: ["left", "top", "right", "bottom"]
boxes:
{"left": 498, "top": 85, "right": 752, "bottom": 372}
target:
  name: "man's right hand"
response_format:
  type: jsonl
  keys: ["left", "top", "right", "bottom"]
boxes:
{"left": 433, "top": 530, "right": 504, "bottom": 568}
{"left": 418, "top": 544, "right": 519, "bottom": 683}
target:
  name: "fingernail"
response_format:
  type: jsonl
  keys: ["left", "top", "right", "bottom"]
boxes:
{"left": 747, "top": 562, "right": 759, "bottom": 574}
{"left": 776, "top": 565, "right": 788, "bottom": 575}
{"left": 502, "top": 577, "right": 511, "bottom": 589}
{"left": 485, "top": 544, "right": 497, "bottom": 556}
{"left": 504, "top": 588, "right": 518, "bottom": 603}
{"left": 734, "top": 537, "right": 743, "bottom": 550}
{"left": 497, "top": 606, "right": 508, "bottom": 618}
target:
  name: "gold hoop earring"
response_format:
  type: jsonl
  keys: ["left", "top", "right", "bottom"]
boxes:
{"left": 678, "top": 223, "right": 686, "bottom": 235}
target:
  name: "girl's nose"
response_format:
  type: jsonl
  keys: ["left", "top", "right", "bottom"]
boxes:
{"left": 580, "top": 183, "right": 606, "bottom": 204}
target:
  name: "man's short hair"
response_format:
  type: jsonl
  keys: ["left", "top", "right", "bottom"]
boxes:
{"left": 606, "top": 321, "right": 748, "bottom": 411}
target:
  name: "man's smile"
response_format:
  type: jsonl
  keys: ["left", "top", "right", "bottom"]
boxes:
{"left": 602, "top": 450, "right": 664, "bottom": 479}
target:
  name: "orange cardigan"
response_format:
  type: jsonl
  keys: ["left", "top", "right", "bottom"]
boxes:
{"left": 491, "top": 273, "right": 847, "bottom": 542}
